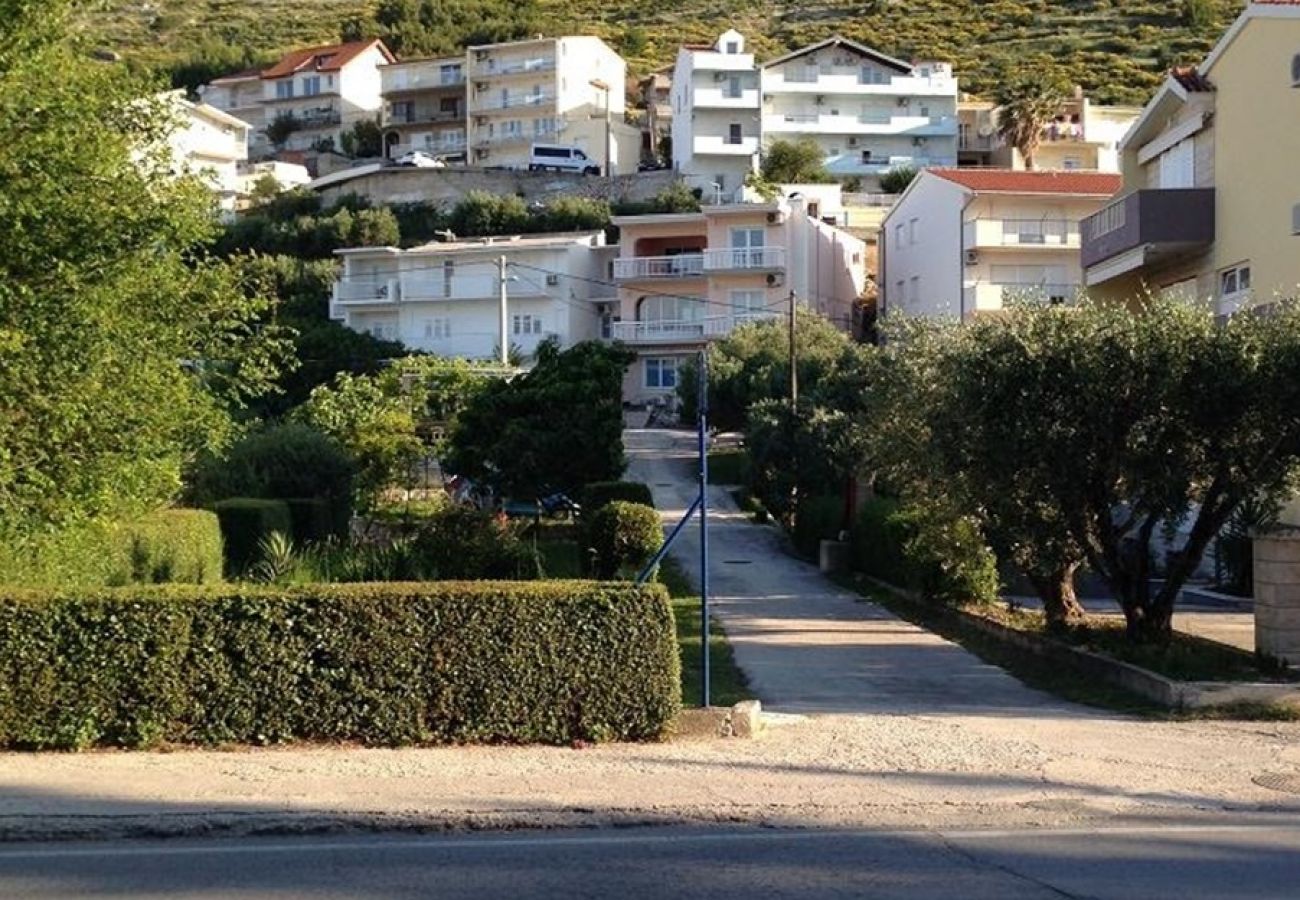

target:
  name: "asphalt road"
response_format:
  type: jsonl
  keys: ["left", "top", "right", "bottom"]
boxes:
{"left": 2, "top": 822, "right": 1298, "bottom": 899}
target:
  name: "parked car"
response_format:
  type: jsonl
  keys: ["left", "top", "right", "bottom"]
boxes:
{"left": 394, "top": 151, "right": 446, "bottom": 169}
{"left": 528, "top": 143, "right": 600, "bottom": 175}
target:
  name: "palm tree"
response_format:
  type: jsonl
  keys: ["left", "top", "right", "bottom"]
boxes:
{"left": 994, "top": 64, "right": 1069, "bottom": 170}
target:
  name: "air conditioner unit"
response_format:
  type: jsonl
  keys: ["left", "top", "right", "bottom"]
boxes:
{"left": 815, "top": 95, "right": 825, "bottom": 105}
{"left": 766, "top": 210, "right": 786, "bottom": 224}
{"left": 766, "top": 272, "right": 785, "bottom": 287}
{"left": 714, "top": 71, "right": 726, "bottom": 82}
{"left": 964, "top": 250, "right": 979, "bottom": 266}
{"left": 912, "top": 137, "right": 927, "bottom": 147}
{"left": 896, "top": 97, "right": 910, "bottom": 107}
{"left": 848, "top": 136, "right": 859, "bottom": 147}
{"left": 545, "top": 273, "right": 560, "bottom": 286}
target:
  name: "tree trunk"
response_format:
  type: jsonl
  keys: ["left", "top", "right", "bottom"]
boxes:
{"left": 1122, "top": 600, "right": 1173, "bottom": 645}
{"left": 1028, "top": 563, "right": 1084, "bottom": 628}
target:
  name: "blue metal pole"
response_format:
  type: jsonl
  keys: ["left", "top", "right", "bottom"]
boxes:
{"left": 634, "top": 495, "right": 701, "bottom": 586}
{"left": 698, "top": 348, "right": 710, "bottom": 709}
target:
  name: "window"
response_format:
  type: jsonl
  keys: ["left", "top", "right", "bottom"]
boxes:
{"left": 513, "top": 314, "right": 543, "bottom": 335}
{"left": 910, "top": 275, "right": 920, "bottom": 303}
{"left": 725, "top": 75, "right": 743, "bottom": 99}
{"left": 440, "top": 97, "right": 460, "bottom": 115}
{"left": 423, "top": 318, "right": 451, "bottom": 340}
{"left": 440, "top": 64, "right": 462, "bottom": 86}
{"left": 302, "top": 76, "right": 321, "bottom": 96}
{"left": 725, "top": 41, "right": 740, "bottom": 55}
{"left": 645, "top": 358, "right": 679, "bottom": 389}
{"left": 908, "top": 218, "right": 919, "bottom": 245}
{"left": 442, "top": 260, "right": 454, "bottom": 296}
{"left": 1219, "top": 263, "right": 1252, "bottom": 300}
{"left": 391, "top": 100, "right": 414, "bottom": 123}
{"left": 731, "top": 290, "right": 767, "bottom": 320}
{"left": 895, "top": 280, "right": 906, "bottom": 303}
{"left": 639, "top": 296, "right": 701, "bottom": 323}
{"left": 730, "top": 227, "right": 765, "bottom": 267}
{"left": 1292, "top": 53, "right": 1300, "bottom": 86}
{"left": 894, "top": 223, "right": 904, "bottom": 250}
{"left": 727, "top": 123, "right": 744, "bottom": 145}
{"left": 1158, "top": 138, "right": 1194, "bottom": 189}
{"left": 275, "top": 80, "right": 294, "bottom": 100}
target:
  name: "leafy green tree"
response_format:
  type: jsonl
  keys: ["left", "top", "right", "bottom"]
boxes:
{"left": 340, "top": 118, "right": 383, "bottom": 159}
{"left": 879, "top": 165, "right": 919, "bottom": 194}
{"left": 446, "top": 340, "right": 635, "bottom": 496}
{"left": 760, "top": 138, "right": 833, "bottom": 184}
{"left": 265, "top": 112, "right": 301, "bottom": 150}
{"left": 0, "top": 1, "right": 288, "bottom": 535}
{"left": 901, "top": 298, "right": 1300, "bottom": 643}
{"left": 993, "top": 60, "right": 1070, "bottom": 170}
{"left": 448, "top": 191, "right": 530, "bottom": 237}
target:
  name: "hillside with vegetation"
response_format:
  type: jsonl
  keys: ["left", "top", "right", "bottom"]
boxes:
{"left": 81, "top": 0, "right": 1244, "bottom": 104}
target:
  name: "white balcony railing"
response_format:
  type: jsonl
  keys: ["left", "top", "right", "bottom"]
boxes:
{"left": 383, "top": 67, "right": 466, "bottom": 93}
{"left": 334, "top": 279, "right": 398, "bottom": 304}
{"left": 965, "top": 282, "right": 1081, "bottom": 310}
{"left": 610, "top": 313, "right": 775, "bottom": 344}
{"left": 703, "top": 246, "right": 785, "bottom": 271}
{"left": 692, "top": 87, "right": 761, "bottom": 108}
{"left": 473, "top": 92, "right": 556, "bottom": 112}
{"left": 964, "top": 218, "right": 1081, "bottom": 249}
{"left": 690, "top": 52, "right": 756, "bottom": 72}
{"left": 692, "top": 134, "right": 760, "bottom": 156}
{"left": 475, "top": 57, "right": 556, "bottom": 78}
{"left": 613, "top": 254, "right": 706, "bottom": 280}
{"left": 767, "top": 72, "right": 957, "bottom": 96}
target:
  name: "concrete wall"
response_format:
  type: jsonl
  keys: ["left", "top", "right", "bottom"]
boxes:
{"left": 880, "top": 172, "right": 964, "bottom": 318}
{"left": 316, "top": 167, "right": 679, "bottom": 208}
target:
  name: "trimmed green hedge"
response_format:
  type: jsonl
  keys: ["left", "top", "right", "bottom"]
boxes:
{"left": 793, "top": 494, "right": 845, "bottom": 558}
{"left": 580, "top": 481, "right": 654, "bottom": 514}
{"left": 0, "top": 510, "right": 224, "bottom": 589}
{"left": 588, "top": 501, "right": 663, "bottom": 579}
{"left": 212, "top": 499, "right": 292, "bottom": 573}
{"left": 0, "top": 581, "right": 680, "bottom": 749}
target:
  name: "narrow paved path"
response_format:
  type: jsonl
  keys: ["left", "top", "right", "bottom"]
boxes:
{"left": 626, "top": 428, "right": 1080, "bottom": 716}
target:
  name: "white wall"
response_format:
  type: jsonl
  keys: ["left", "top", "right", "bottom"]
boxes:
{"left": 880, "top": 172, "right": 965, "bottom": 318}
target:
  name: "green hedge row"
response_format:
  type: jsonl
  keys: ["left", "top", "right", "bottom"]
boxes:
{"left": 580, "top": 481, "right": 654, "bottom": 514}
{"left": 0, "top": 581, "right": 680, "bottom": 749}
{"left": 0, "top": 510, "right": 224, "bottom": 589}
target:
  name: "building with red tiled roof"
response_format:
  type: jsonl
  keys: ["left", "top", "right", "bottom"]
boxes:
{"left": 200, "top": 39, "right": 395, "bottom": 157}
{"left": 880, "top": 167, "right": 1122, "bottom": 319}
{"left": 1081, "top": 1, "right": 1300, "bottom": 317}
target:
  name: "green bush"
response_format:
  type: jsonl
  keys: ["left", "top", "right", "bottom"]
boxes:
{"left": 851, "top": 499, "right": 999, "bottom": 605}
{"left": 580, "top": 481, "right": 654, "bottom": 514}
{"left": 213, "top": 499, "right": 292, "bottom": 574}
{"left": 0, "top": 510, "right": 223, "bottom": 589}
{"left": 193, "top": 423, "right": 355, "bottom": 532}
{"left": 792, "top": 494, "right": 845, "bottom": 559}
{"left": 588, "top": 502, "right": 663, "bottom": 580}
{"left": 0, "top": 581, "right": 681, "bottom": 749}
{"left": 284, "top": 498, "right": 339, "bottom": 545}
{"left": 411, "top": 505, "right": 541, "bottom": 580}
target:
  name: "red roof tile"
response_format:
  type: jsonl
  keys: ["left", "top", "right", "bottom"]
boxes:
{"left": 929, "top": 168, "right": 1122, "bottom": 196}
{"left": 261, "top": 40, "right": 395, "bottom": 80}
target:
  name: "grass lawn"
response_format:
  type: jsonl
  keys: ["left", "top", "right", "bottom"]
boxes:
{"left": 837, "top": 573, "right": 1300, "bottom": 721}
{"left": 660, "top": 557, "right": 752, "bottom": 708}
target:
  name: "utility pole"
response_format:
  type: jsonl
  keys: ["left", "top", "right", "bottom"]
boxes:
{"left": 698, "top": 346, "right": 710, "bottom": 708}
{"left": 788, "top": 288, "right": 798, "bottom": 406}
{"left": 498, "top": 255, "right": 509, "bottom": 367}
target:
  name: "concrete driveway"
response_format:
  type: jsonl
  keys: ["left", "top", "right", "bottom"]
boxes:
{"left": 625, "top": 428, "right": 1080, "bottom": 717}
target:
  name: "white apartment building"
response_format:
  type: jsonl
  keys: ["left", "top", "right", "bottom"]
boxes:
{"left": 610, "top": 195, "right": 866, "bottom": 404}
{"left": 200, "top": 40, "right": 395, "bottom": 156}
{"left": 381, "top": 56, "right": 467, "bottom": 162}
{"left": 880, "top": 168, "right": 1120, "bottom": 319}
{"left": 330, "top": 232, "right": 613, "bottom": 360}
{"left": 761, "top": 36, "right": 958, "bottom": 183}
{"left": 466, "top": 36, "right": 639, "bottom": 173}
{"left": 161, "top": 91, "right": 251, "bottom": 218}
{"left": 957, "top": 89, "right": 1141, "bottom": 172}
{"left": 670, "top": 30, "right": 762, "bottom": 199}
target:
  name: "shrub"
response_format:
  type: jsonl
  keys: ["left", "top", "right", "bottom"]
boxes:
{"left": 851, "top": 498, "right": 999, "bottom": 605}
{"left": 792, "top": 494, "right": 845, "bottom": 559}
{"left": 212, "top": 499, "right": 293, "bottom": 574}
{"left": 0, "top": 510, "right": 223, "bottom": 589}
{"left": 284, "top": 498, "right": 340, "bottom": 545}
{"left": 580, "top": 481, "right": 654, "bottom": 514}
{"left": 0, "top": 581, "right": 680, "bottom": 749}
{"left": 411, "top": 505, "right": 541, "bottom": 580}
{"left": 588, "top": 501, "right": 663, "bottom": 580}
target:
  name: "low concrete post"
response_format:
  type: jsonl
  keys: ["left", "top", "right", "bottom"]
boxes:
{"left": 819, "top": 539, "right": 852, "bottom": 574}
{"left": 1252, "top": 530, "right": 1300, "bottom": 665}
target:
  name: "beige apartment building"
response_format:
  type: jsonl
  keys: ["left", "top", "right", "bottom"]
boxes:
{"left": 957, "top": 89, "right": 1140, "bottom": 172}
{"left": 1082, "top": 2, "right": 1300, "bottom": 315}
{"left": 609, "top": 198, "right": 865, "bottom": 404}
{"left": 380, "top": 56, "right": 467, "bottom": 162}
{"left": 466, "top": 36, "right": 640, "bottom": 173}
{"left": 881, "top": 168, "right": 1120, "bottom": 319}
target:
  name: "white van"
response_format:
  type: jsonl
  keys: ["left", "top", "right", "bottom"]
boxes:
{"left": 529, "top": 144, "right": 600, "bottom": 175}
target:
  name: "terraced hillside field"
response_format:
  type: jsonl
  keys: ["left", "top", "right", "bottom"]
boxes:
{"left": 81, "top": 0, "right": 1244, "bottom": 104}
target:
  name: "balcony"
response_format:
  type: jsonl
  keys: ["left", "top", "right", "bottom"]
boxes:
{"left": 1081, "top": 189, "right": 1216, "bottom": 282}
{"left": 766, "top": 112, "right": 957, "bottom": 137}
{"left": 826, "top": 153, "right": 943, "bottom": 176}
{"left": 383, "top": 68, "right": 466, "bottom": 94}
{"left": 964, "top": 282, "right": 1082, "bottom": 311}
{"left": 703, "top": 246, "right": 785, "bottom": 272}
{"left": 692, "top": 134, "right": 760, "bottom": 156}
{"left": 964, "top": 218, "right": 1081, "bottom": 250}
{"left": 765, "top": 72, "right": 957, "bottom": 97}
{"left": 692, "top": 86, "right": 761, "bottom": 109}
{"left": 614, "top": 254, "right": 706, "bottom": 280}
{"left": 386, "top": 109, "right": 464, "bottom": 126}
{"left": 610, "top": 313, "right": 775, "bottom": 344}
{"left": 474, "top": 57, "right": 556, "bottom": 79}
{"left": 691, "top": 51, "right": 756, "bottom": 72}
{"left": 333, "top": 279, "right": 399, "bottom": 306}
{"left": 473, "top": 92, "right": 556, "bottom": 113}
